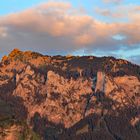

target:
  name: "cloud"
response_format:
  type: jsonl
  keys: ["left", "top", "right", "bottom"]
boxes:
{"left": 96, "top": 4, "right": 140, "bottom": 20}
{"left": 95, "top": 5, "right": 140, "bottom": 47}
{"left": 0, "top": 1, "right": 140, "bottom": 65}
{"left": 37, "top": 1, "right": 72, "bottom": 10}
{"left": 103, "top": 0, "right": 123, "bottom": 4}
{"left": 0, "top": 27, "right": 7, "bottom": 37}
{"left": 95, "top": 7, "right": 123, "bottom": 18}
{"left": 128, "top": 55, "right": 140, "bottom": 65}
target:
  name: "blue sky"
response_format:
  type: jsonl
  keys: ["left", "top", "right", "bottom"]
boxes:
{"left": 0, "top": 0, "right": 139, "bottom": 15}
{"left": 0, "top": 0, "right": 140, "bottom": 65}
{"left": 0, "top": 0, "right": 47, "bottom": 15}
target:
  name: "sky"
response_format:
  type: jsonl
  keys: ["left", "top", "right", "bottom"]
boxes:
{"left": 0, "top": 0, "right": 140, "bottom": 65}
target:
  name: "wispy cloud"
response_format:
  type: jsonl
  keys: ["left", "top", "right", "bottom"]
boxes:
{"left": 96, "top": 4, "right": 140, "bottom": 20}
{"left": 0, "top": 27, "right": 7, "bottom": 37}
{"left": 128, "top": 55, "right": 140, "bottom": 65}
{"left": 103, "top": 0, "right": 123, "bottom": 4}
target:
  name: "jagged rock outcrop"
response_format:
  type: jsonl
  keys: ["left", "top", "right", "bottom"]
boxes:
{"left": 0, "top": 49, "right": 140, "bottom": 140}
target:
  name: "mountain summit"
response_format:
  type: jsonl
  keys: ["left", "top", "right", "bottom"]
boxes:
{"left": 0, "top": 49, "right": 140, "bottom": 140}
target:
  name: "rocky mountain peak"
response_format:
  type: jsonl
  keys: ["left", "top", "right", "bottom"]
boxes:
{"left": 0, "top": 49, "right": 140, "bottom": 140}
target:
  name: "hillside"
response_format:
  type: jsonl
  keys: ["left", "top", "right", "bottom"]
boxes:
{"left": 0, "top": 49, "right": 140, "bottom": 140}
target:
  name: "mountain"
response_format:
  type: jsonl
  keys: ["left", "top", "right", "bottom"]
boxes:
{"left": 0, "top": 49, "right": 140, "bottom": 140}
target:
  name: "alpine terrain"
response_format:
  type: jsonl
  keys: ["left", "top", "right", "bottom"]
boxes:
{"left": 0, "top": 49, "right": 140, "bottom": 140}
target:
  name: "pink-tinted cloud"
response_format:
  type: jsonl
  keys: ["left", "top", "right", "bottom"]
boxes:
{"left": 95, "top": 8, "right": 123, "bottom": 18}
{"left": 0, "top": 1, "right": 139, "bottom": 62}
{"left": 96, "top": 4, "right": 140, "bottom": 20}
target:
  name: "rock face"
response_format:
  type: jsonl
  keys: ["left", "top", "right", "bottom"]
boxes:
{"left": 0, "top": 49, "right": 140, "bottom": 140}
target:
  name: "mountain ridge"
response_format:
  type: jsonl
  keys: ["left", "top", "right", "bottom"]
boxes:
{"left": 0, "top": 49, "right": 140, "bottom": 140}
{"left": 1, "top": 48, "right": 140, "bottom": 77}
